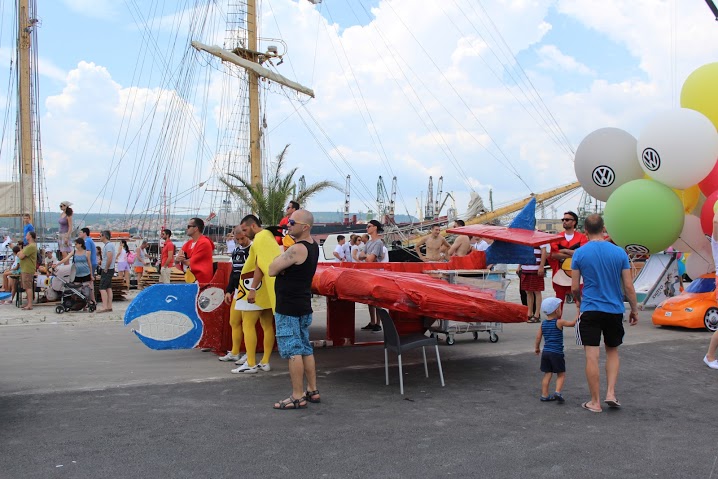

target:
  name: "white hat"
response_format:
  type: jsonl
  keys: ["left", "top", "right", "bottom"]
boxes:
{"left": 541, "top": 297, "right": 562, "bottom": 316}
{"left": 60, "top": 201, "right": 73, "bottom": 207}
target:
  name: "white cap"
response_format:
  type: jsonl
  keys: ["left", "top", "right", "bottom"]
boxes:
{"left": 541, "top": 297, "right": 562, "bottom": 316}
{"left": 60, "top": 200, "right": 73, "bottom": 207}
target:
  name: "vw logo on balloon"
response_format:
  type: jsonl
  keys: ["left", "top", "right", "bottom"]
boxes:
{"left": 625, "top": 244, "right": 650, "bottom": 255}
{"left": 641, "top": 148, "right": 661, "bottom": 171}
{"left": 591, "top": 166, "right": 615, "bottom": 187}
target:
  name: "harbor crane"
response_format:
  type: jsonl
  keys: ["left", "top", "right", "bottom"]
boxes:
{"left": 425, "top": 176, "right": 435, "bottom": 220}
{"left": 388, "top": 176, "right": 397, "bottom": 222}
{"left": 377, "top": 176, "right": 388, "bottom": 223}
{"left": 344, "top": 175, "right": 351, "bottom": 225}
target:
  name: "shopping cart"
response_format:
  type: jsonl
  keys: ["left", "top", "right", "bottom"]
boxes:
{"left": 426, "top": 270, "right": 510, "bottom": 345}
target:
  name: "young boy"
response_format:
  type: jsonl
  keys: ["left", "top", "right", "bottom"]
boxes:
{"left": 534, "top": 297, "right": 576, "bottom": 402}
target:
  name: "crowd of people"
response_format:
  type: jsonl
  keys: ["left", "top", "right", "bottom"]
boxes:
{"left": 3, "top": 197, "right": 717, "bottom": 412}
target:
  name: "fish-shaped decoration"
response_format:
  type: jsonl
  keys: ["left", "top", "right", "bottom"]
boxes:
{"left": 124, "top": 283, "right": 226, "bottom": 350}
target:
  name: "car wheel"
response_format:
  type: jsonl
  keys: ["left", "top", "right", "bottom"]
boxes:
{"left": 704, "top": 307, "right": 718, "bottom": 332}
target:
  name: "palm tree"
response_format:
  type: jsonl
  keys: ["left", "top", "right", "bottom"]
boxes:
{"left": 221, "top": 144, "right": 341, "bottom": 225}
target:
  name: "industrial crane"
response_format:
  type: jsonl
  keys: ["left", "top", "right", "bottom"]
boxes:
{"left": 425, "top": 176, "right": 435, "bottom": 220}
{"left": 377, "top": 176, "right": 389, "bottom": 223}
{"left": 343, "top": 175, "right": 351, "bottom": 226}
{"left": 388, "top": 176, "right": 397, "bottom": 223}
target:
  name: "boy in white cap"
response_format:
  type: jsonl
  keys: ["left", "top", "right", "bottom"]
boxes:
{"left": 534, "top": 297, "right": 576, "bottom": 402}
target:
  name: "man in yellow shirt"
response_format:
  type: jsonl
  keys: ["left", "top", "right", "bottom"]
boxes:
{"left": 17, "top": 230, "right": 37, "bottom": 310}
{"left": 231, "top": 214, "right": 281, "bottom": 374}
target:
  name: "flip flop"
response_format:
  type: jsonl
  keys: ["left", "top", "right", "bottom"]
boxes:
{"left": 604, "top": 399, "right": 621, "bottom": 408}
{"left": 581, "top": 401, "right": 601, "bottom": 413}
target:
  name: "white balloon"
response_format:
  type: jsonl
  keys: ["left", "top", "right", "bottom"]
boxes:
{"left": 685, "top": 248, "right": 715, "bottom": 279}
{"left": 574, "top": 128, "right": 643, "bottom": 202}
{"left": 671, "top": 214, "right": 710, "bottom": 253}
{"left": 637, "top": 108, "right": 718, "bottom": 190}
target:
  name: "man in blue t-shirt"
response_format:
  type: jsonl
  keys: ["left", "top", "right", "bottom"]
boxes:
{"left": 22, "top": 214, "right": 34, "bottom": 239}
{"left": 571, "top": 214, "right": 638, "bottom": 413}
{"left": 80, "top": 228, "right": 98, "bottom": 272}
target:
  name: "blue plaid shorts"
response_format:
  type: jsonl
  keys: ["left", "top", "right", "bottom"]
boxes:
{"left": 274, "top": 313, "right": 313, "bottom": 359}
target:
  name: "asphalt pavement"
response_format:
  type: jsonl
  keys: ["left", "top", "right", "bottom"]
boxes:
{"left": 0, "top": 298, "right": 717, "bottom": 478}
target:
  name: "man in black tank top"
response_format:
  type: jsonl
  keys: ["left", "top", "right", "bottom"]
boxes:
{"left": 268, "top": 209, "right": 320, "bottom": 410}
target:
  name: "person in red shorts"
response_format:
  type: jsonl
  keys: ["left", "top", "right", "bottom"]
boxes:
{"left": 520, "top": 243, "right": 550, "bottom": 323}
{"left": 177, "top": 217, "right": 215, "bottom": 284}
{"left": 550, "top": 211, "right": 587, "bottom": 304}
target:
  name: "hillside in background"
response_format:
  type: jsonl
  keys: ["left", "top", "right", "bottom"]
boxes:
{"left": 0, "top": 212, "right": 419, "bottom": 234}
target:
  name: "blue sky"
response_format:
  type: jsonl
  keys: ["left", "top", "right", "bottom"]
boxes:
{"left": 1, "top": 0, "right": 717, "bottom": 223}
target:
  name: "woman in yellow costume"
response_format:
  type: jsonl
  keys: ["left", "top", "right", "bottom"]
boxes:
{"left": 231, "top": 215, "right": 281, "bottom": 374}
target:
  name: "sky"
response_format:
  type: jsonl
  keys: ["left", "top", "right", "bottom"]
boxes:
{"left": 1, "top": 0, "right": 718, "bottom": 224}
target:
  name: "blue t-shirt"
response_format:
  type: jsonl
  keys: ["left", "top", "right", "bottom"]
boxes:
{"left": 23, "top": 223, "right": 34, "bottom": 238}
{"left": 572, "top": 241, "right": 629, "bottom": 314}
{"left": 85, "top": 237, "right": 97, "bottom": 268}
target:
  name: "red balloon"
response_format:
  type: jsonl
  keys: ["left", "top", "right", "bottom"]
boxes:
{"left": 698, "top": 156, "right": 718, "bottom": 196}
{"left": 700, "top": 190, "right": 718, "bottom": 234}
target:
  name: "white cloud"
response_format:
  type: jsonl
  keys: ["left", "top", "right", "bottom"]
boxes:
{"left": 536, "top": 45, "right": 595, "bottom": 75}
{"left": 61, "top": 0, "right": 118, "bottom": 20}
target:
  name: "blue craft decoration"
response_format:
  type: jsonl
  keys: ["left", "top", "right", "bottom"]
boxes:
{"left": 124, "top": 283, "right": 203, "bottom": 350}
{"left": 486, "top": 197, "right": 538, "bottom": 265}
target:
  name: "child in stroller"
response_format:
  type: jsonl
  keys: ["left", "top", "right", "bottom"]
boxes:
{"left": 48, "top": 263, "right": 96, "bottom": 313}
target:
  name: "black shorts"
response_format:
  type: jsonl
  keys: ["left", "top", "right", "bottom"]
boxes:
{"left": 99, "top": 269, "right": 115, "bottom": 290}
{"left": 540, "top": 351, "right": 566, "bottom": 373}
{"left": 578, "top": 311, "right": 625, "bottom": 347}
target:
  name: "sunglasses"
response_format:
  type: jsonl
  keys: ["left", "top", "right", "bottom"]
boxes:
{"left": 287, "top": 219, "right": 307, "bottom": 226}
{"left": 562, "top": 218, "right": 574, "bottom": 222}
{"left": 186, "top": 224, "right": 196, "bottom": 229}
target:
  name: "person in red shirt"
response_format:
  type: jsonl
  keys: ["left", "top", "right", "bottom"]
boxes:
{"left": 550, "top": 211, "right": 588, "bottom": 304}
{"left": 159, "top": 229, "right": 175, "bottom": 284}
{"left": 177, "top": 218, "right": 215, "bottom": 284}
{"left": 276, "top": 200, "right": 299, "bottom": 245}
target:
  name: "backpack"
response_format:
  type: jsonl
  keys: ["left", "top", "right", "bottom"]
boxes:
{"left": 127, "top": 251, "right": 136, "bottom": 264}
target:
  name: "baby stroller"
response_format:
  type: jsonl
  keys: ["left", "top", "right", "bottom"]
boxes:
{"left": 51, "top": 264, "right": 97, "bottom": 313}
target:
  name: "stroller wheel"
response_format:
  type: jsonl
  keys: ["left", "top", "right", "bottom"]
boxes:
{"left": 55, "top": 305, "right": 65, "bottom": 314}
{"left": 88, "top": 303, "right": 96, "bottom": 312}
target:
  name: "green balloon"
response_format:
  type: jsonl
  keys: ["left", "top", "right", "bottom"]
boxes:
{"left": 604, "top": 179, "right": 684, "bottom": 254}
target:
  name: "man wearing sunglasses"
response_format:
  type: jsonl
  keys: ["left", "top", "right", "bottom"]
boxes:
{"left": 357, "top": 220, "right": 385, "bottom": 332}
{"left": 277, "top": 200, "right": 300, "bottom": 246}
{"left": 550, "top": 211, "right": 588, "bottom": 304}
{"left": 269, "top": 209, "right": 320, "bottom": 409}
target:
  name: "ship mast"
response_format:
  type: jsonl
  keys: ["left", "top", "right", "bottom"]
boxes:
{"left": 246, "top": 0, "right": 261, "bottom": 187}
{"left": 191, "top": 0, "right": 314, "bottom": 190}
{"left": 18, "top": 0, "right": 34, "bottom": 218}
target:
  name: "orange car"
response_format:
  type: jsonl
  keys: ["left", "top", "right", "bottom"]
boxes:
{"left": 652, "top": 274, "right": 718, "bottom": 331}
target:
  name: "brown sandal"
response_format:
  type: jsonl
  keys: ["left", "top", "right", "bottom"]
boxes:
{"left": 304, "top": 389, "right": 321, "bottom": 403}
{"left": 273, "top": 396, "right": 307, "bottom": 410}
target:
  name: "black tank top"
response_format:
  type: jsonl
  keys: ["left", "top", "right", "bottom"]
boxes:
{"left": 275, "top": 240, "right": 319, "bottom": 316}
